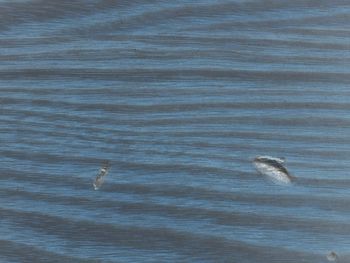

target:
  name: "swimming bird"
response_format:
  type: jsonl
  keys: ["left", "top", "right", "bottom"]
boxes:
{"left": 327, "top": 251, "right": 338, "bottom": 262}
{"left": 93, "top": 161, "right": 110, "bottom": 190}
{"left": 253, "top": 155, "right": 293, "bottom": 185}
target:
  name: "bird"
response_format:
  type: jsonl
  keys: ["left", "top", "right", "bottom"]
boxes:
{"left": 93, "top": 161, "right": 110, "bottom": 190}
{"left": 253, "top": 155, "right": 293, "bottom": 185}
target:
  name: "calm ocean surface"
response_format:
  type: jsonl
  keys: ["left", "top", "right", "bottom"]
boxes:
{"left": 1, "top": 1, "right": 350, "bottom": 262}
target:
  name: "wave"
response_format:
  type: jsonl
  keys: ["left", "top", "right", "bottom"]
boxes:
{"left": 0, "top": 207, "right": 325, "bottom": 262}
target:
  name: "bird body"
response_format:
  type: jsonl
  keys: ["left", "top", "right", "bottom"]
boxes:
{"left": 93, "top": 161, "right": 110, "bottom": 190}
{"left": 253, "top": 155, "right": 292, "bottom": 185}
